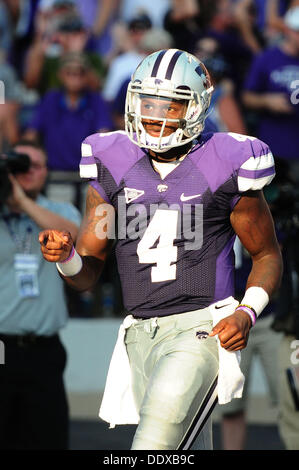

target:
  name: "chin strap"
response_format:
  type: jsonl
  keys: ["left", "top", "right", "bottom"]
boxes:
{"left": 149, "top": 140, "right": 197, "bottom": 162}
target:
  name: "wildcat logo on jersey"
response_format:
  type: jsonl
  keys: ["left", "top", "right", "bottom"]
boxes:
{"left": 124, "top": 187, "right": 145, "bottom": 204}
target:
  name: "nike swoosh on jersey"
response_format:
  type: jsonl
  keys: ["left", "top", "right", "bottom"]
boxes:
{"left": 215, "top": 304, "right": 231, "bottom": 309}
{"left": 180, "top": 193, "right": 202, "bottom": 201}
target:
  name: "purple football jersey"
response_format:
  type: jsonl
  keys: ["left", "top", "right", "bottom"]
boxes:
{"left": 79, "top": 131, "right": 275, "bottom": 318}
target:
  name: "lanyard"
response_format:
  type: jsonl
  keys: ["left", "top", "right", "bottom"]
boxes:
{"left": 3, "top": 215, "right": 33, "bottom": 254}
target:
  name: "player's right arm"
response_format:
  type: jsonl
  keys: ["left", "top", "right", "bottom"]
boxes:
{"left": 39, "top": 185, "right": 114, "bottom": 291}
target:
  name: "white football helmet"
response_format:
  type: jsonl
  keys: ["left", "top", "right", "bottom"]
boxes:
{"left": 125, "top": 49, "right": 213, "bottom": 152}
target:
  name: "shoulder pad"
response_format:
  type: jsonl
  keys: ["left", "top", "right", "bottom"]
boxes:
{"left": 79, "top": 131, "right": 142, "bottom": 184}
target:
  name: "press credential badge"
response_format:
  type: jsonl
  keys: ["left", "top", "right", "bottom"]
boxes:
{"left": 14, "top": 253, "right": 39, "bottom": 298}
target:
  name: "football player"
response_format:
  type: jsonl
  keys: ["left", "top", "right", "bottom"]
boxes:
{"left": 39, "top": 49, "right": 283, "bottom": 450}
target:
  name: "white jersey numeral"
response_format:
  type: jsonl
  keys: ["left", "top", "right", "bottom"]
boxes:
{"left": 137, "top": 209, "right": 178, "bottom": 282}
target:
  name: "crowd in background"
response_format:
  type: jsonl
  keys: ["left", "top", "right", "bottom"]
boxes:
{"left": 0, "top": 0, "right": 298, "bottom": 169}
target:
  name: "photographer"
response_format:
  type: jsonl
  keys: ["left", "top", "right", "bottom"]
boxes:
{"left": 0, "top": 141, "right": 81, "bottom": 449}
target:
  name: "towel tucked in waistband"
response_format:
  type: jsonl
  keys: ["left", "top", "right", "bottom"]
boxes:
{"left": 99, "top": 297, "right": 245, "bottom": 427}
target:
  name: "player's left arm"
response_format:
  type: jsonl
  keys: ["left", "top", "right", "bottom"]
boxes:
{"left": 210, "top": 190, "right": 283, "bottom": 351}
{"left": 232, "top": 189, "right": 283, "bottom": 297}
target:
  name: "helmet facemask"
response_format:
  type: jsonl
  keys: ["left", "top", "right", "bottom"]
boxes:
{"left": 125, "top": 72, "right": 213, "bottom": 153}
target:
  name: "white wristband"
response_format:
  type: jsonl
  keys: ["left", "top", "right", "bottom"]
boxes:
{"left": 56, "top": 246, "right": 83, "bottom": 277}
{"left": 241, "top": 286, "right": 269, "bottom": 317}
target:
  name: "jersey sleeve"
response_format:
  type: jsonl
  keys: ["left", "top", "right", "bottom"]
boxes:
{"left": 79, "top": 134, "right": 113, "bottom": 204}
{"left": 234, "top": 136, "right": 275, "bottom": 192}
{"left": 79, "top": 131, "right": 135, "bottom": 205}
{"left": 206, "top": 133, "right": 276, "bottom": 212}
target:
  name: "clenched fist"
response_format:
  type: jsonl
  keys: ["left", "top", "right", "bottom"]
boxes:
{"left": 39, "top": 229, "right": 74, "bottom": 263}
{"left": 209, "top": 309, "right": 252, "bottom": 351}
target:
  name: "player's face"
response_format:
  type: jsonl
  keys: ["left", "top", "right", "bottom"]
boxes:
{"left": 140, "top": 96, "right": 187, "bottom": 137}
{"left": 14, "top": 146, "right": 47, "bottom": 198}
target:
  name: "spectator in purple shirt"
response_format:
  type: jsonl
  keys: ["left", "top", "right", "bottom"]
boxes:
{"left": 23, "top": 52, "right": 113, "bottom": 171}
{"left": 242, "top": 6, "right": 299, "bottom": 176}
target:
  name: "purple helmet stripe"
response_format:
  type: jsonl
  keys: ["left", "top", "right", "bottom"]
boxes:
{"left": 151, "top": 50, "right": 167, "bottom": 77}
{"left": 165, "top": 50, "right": 184, "bottom": 79}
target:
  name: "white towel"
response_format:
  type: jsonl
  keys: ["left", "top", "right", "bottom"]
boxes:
{"left": 99, "top": 315, "right": 140, "bottom": 428}
{"left": 209, "top": 296, "right": 245, "bottom": 404}
{"left": 99, "top": 299, "right": 245, "bottom": 427}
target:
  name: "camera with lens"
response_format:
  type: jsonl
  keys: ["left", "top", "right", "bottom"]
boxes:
{"left": 0, "top": 151, "right": 31, "bottom": 206}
